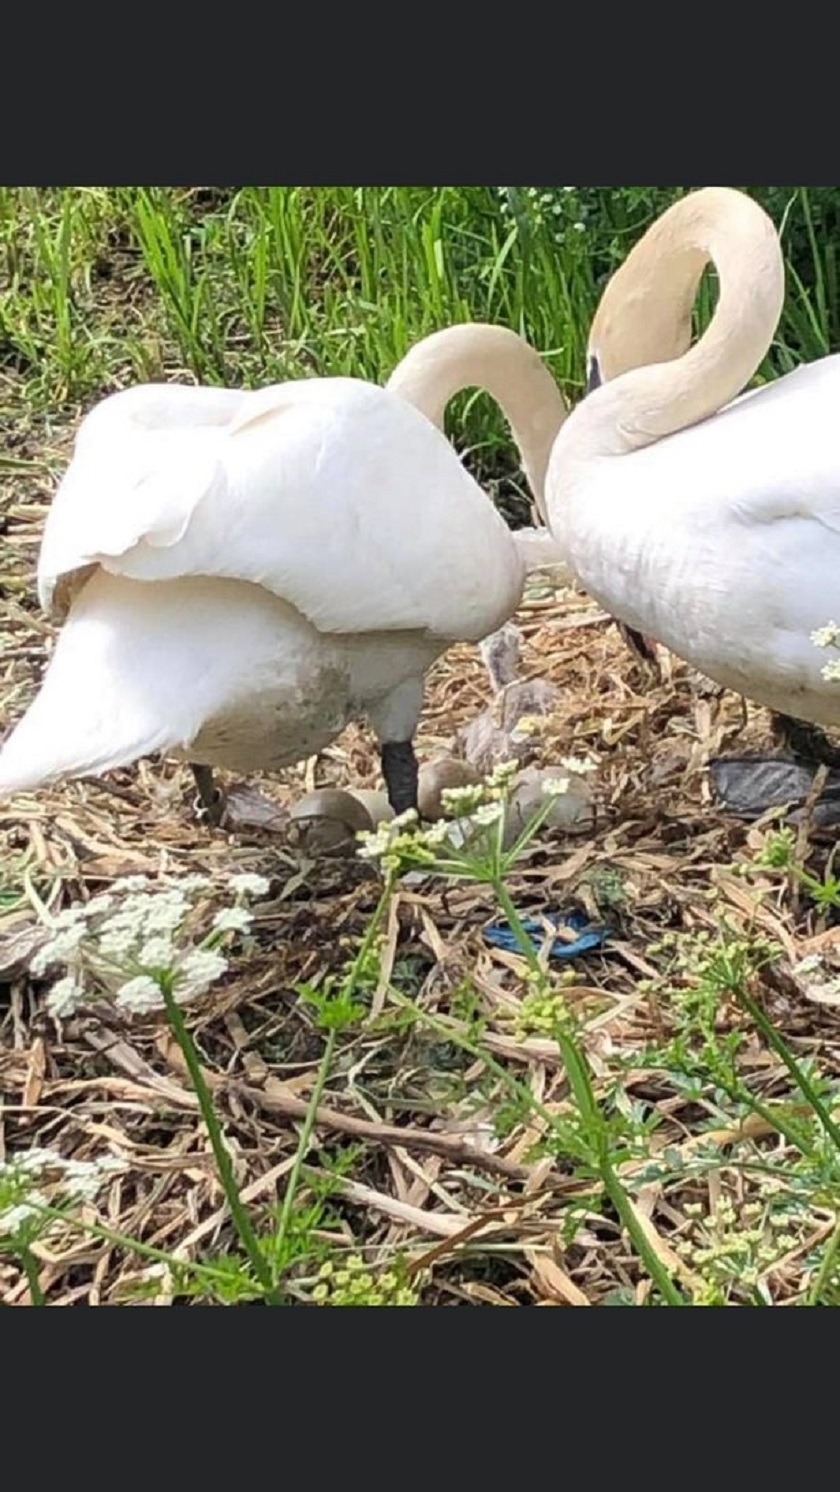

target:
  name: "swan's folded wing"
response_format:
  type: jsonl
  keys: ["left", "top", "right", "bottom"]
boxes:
{"left": 39, "top": 378, "right": 524, "bottom": 644}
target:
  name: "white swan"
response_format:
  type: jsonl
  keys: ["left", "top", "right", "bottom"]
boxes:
{"left": 0, "top": 325, "right": 569, "bottom": 819}
{"left": 544, "top": 186, "right": 840, "bottom": 749}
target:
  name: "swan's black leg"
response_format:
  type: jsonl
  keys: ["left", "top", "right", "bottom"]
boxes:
{"left": 191, "top": 763, "right": 226, "bottom": 827}
{"left": 770, "top": 713, "right": 840, "bottom": 769}
{"left": 380, "top": 740, "right": 419, "bottom": 818}
{"left": 615, "top": 620, "right": 661, "bottom": 672}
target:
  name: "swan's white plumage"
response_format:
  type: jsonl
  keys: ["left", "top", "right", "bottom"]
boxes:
{"left": 1, "top": 364, "right": 532, "bottom": 797}
{"left": 549, "top": 355, "right": 840, "bottom": 725}
{"left": 38, "top": 378, "right": 523, "bottom": 641}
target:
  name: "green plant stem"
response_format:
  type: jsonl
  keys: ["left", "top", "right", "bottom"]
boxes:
{"left": 13, "top": 1198, "right": 227, "bottom": 1291}
{"left": 492, "top": 880, "right": 544, "bottom": 977}
{"left": 808, "top": 1214, "right": 840, "bottom": 1305}
{"left": 549, "top": 1020, "right": 686, "bottom": 1306}
{"left": 735, "top": 985, "right": 840, "bottom": 1151}
{"left": 273, "top": 872, "right": 397, "bottom": 1259}
{"left": 160, "top": 983, "right": 278, "bottom": 1301}
{"left": 273, "top": 1031, "right": 338, "bottom": 1256}
{"left": 20, "top": 1244, "right": 45, "bottom": 1305}
{"left": 422, "top": 879, "right": 686, "bottom": 1304}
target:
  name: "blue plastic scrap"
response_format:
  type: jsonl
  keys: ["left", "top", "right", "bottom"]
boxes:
{"left": 482, "top": 907, "right": 609, "bottom": 959}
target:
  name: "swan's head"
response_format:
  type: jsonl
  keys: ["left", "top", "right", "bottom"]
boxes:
{"left": 585, "top": 188, "right": 782, "bottom": 395}
{"left": 586, "top": 243, "right": 699, "bottom": 393}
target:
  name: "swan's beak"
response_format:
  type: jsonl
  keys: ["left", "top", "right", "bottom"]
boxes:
{"left": 585, "top": 352, "right": 602, "bottom": 395}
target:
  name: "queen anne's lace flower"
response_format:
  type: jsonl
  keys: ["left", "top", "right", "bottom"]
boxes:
{"left": 559, "top": 755, "right": 597, "bottom": 776}
{"left": 811, "top": 622, "right": 840, "bottom": 648}
{"left": 139, "top": 935, "right": 176, "bottom": 967}
{"left": 230, "top": 873, "right": 270, "bottom": 897}
{"left": 46, "top": 975, "right": 84, "bottom": 1018}
{"left": 472, "top": 802, "right": 504, "bottom": 827}
{"left": 212, "top": 907, "right": 253, "bottom": 933}
{"left": 115, "top": 975, "right": 165, "bottom": 1014}
{"left": 488, "top": 760, "right": 519, "bottom": 788}
{"left": 30, "top": 925, "right": 86, "bottom": 975}
{"left": 176, "top": 948, "right": 228, "bottom": 1000}
{"left": 0, "top": 1195, "right": 46, "bottom": 1235}
{"left": 440, "top": 784, "right": 486, "bottom": 816}
{"left": 541, "top": 776, "right": 570, "bottom": 798}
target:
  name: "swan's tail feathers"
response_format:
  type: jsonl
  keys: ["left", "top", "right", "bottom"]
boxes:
{"left": 0, "top": 689, "right": 176, "bottom": 797}
{"left": 0, "top": 573, "right": 208, "bottom": 798}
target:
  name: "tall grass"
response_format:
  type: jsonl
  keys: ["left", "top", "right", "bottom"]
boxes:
{"left": 2, "top": 185, "right": 838, "bottom": 472}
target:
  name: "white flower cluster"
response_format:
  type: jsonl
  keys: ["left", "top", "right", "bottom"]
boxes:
{"left": 510, "top": 714, "right": 547, "bottom": 743}
{"left": 0, "top": 1147, "right": 126, "bottom": 1239}
{"left": 29, "top": 869, "right": 270, "bottom": 1019}
{"left": 356, "top": 760, "right": 525, "bottom": 869}
{"left": 558, "top": 754, "right": 598, "bottom": 776}
{"left": 541, "top": 776, "right": 570, "bottom": 799}
{"left": 810, "top": 621, "right": 840, "bottom": 682}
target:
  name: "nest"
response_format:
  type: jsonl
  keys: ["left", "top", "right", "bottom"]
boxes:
{"left": 2, "top": 458, "right": 840, "bottom": 1304}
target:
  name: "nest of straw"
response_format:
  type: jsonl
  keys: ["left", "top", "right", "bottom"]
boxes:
{"left": 3, "top": 435, "right": 840, "bottom": 1305}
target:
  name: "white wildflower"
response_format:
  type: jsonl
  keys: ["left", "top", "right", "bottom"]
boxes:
{"left": 62, "top": 1159, "right": 105, "bottom": 1202}
{"left": 176, "top": 947, "right": 229, "bottom": 1000}
{"left": 115, "top": 975, "right": 165, "bottom": 1014}
{"left": 84, "top": 893, "right": 114, "bottom": 917}
{"left": 488, "top": 759, "right": 520, "bottom": 788}
{"left": 811, "top": 622, "right": 840, "bottom": 649}
{"left": 822, "top": 660, "right": 840, "bottom": 684}
{"left": 98, "top": 925, "right": 141, "bottom": 958}
{"left": 230, "top": 872, "right": 270, "bottom": 898}
{"left": 111, "top": 875, "right": 151, "bottom": 893}
{"left": 51, "top": 905, "right": 89, "bottom": 930}
{"left": 356, "top": 827, "right": 392, "bottom": 861}
{"left": 510, "top": 714, "right": 546, "bottom": 742}
{"left": 441, "top": 784, "right": 486, "bottom": 815}
{"left": 541, "top": 776, "right": 571, "bottom": 798}
{"left": 46, "top": 974, "right": 84, "bottom": 1019}
{"left": 0, "top": 1193, "right": 46, "bottom": 1236}
{"left": 559, "top": 755, "right": 597, "bottom": 776}
{"left": 0, "top": 1148, "right": 63, "bottom": 1176}
{"left": 212, "top": 906, "right": 254, "bottom": 934}
{"left": 472, "top": 802, "right": 504, "bottom": 827}
{"left": 419, "top": 821, "right": 452, "bottom": 847}
{"left": 390, "top": 808, "right": 419, "bottom": 831}
{"left": 175, "top": 874, "right": 215, "bottom": 895}
{"left": 30, "top": 925, "right": 86, "bottom": 976}
{"left": 138, "top": 897, "right": 189, "bottom": 935}
{"left": 139, "top": 935, "right": 176, "bottom": 967}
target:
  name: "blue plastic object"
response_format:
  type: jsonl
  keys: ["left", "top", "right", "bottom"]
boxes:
{"left": 483, "top": 907, "right": 608, "bottom": 959}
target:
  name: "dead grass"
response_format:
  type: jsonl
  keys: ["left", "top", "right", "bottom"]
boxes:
{"left": 4, "top": 424, "right": 840, "bottom": 1305}
{"left": 2, "top": 206, "right": 840, "bottom": 1301}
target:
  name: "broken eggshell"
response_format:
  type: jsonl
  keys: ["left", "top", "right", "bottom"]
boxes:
{"left": 287, "top": 787, "right": 377, "bottom": 856}
{"left": 417, "top": 755, "right": 481, "bottom": 821}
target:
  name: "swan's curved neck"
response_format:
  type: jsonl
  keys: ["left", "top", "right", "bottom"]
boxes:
{"left": 386, "top": 323, "right": 568, "bottom": 520}
{"left": 556, "top": 188, "right": 785, "bottom": 466}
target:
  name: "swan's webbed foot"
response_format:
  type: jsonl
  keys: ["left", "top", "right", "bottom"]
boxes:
{"left": 770, "top": 713, "right": 840, "bottom": 770}
{"left": 380, "top": 740, "right": 419, "bottom": 819}
{"left": 191, "top": 763, "right": 226, "bottom": 828}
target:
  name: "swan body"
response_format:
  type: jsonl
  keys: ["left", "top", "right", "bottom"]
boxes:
{"left": 554, "top": 359, "right": 840, "bottom": 724}
{"left": 546, "top": 188, "right": 840, "bottom": 733}
{"left": 0, "top": 326, "right": 569, "bottom": 812}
